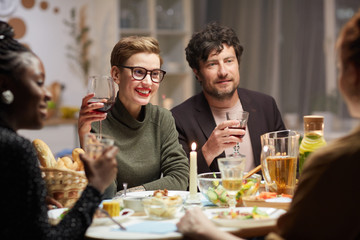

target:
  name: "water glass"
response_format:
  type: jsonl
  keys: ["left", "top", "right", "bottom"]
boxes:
{"left": 218, "top": 156, "right": 246, "bottom": 208}
{"left": 84, "top": 133, "right": 115, "bottom": 160}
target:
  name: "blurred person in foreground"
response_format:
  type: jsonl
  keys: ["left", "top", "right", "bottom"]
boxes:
{"left": 171, "top": 22, "right": 285, "bottom": 174}
{"left": 177, "top": 9, "right": 360, "bottom": 240}
{"left": 78, "top": 36, "right": 189, "bottom": 198}
{"left": 0, "top": 21, "right": 118, "bottom": 239}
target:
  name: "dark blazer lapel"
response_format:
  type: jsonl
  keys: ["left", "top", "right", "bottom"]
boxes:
{"left": 194, "top": 92, "right": 216, "bottom": 140}
{"left": 239, "top": 88, "right": 258, "bottom": 135}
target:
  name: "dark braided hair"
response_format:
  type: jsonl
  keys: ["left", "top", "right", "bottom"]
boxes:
{"left": 0, "top": 21, "right": 32, "bottom": 80}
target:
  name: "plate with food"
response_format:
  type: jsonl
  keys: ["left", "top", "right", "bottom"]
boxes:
{"left": 121, "top": 189, "right": 188, "bottom": 213}
{"left": 48, "top": 206, "right": 134, "bottom": 226}
{"left": 204, "top": 207, "right": 286, "bottom": 228}
{"left": 125, "top": 189, "right": 189, "bottom": 200}
{"left": 92, "top": 208, "right": 134, "bottom": 226}
{"left": 242, "top": 192, "right": 292, "bottom": 210}
{"left": 48, "top": 208, "right": 70, "bottom": 225}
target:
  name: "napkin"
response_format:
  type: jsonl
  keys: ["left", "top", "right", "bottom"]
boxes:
{"left": 113, "top": 221, "right": 177, "bottom": 234}
{"left": 201, "top": 198, "right": 217, "bottom": 207}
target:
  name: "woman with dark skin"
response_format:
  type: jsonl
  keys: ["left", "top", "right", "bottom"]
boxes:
{"left": 0, "top": 21, "right": 118, "bottom": 239}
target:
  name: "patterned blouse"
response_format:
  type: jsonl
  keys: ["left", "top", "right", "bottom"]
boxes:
{"left": 0, "top": 125, "right": 102, "bottom": 239}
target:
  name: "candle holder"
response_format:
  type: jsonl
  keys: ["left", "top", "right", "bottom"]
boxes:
{"left": 185, "top": 142, "right": 202, "bottom": 210}
{"left": 183, "top": 193, "right": 202, "bottom": 210}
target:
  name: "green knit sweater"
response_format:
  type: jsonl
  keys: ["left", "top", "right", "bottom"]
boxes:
{"left": 92, "top": 96, "right": 189, "bottom": 198}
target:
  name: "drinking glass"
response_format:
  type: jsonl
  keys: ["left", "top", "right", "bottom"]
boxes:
{"left": 218, "top": 156, "right": 246, "bottom": 209}
{"left": 261, "top": 130, "right": 300, "bottom": 195}
{"left": 226, "top": 111, "right": 249, "bottom": 156}
{"left": 87, "top": 75, "right": 116, "bottom": 138}
{"left": 83, "top": 133, "right": 115, "bottom": 160}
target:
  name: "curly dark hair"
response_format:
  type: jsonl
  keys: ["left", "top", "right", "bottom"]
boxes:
{"left": 185, "top": 22, "right": 244, "bottom": 71}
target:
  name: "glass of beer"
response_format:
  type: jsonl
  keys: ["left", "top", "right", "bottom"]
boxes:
{"left": 261, "top": 130, "right": 300, "bottom": 195}
{"left": 218, "top": 156, "right": 246, "bottom": 209}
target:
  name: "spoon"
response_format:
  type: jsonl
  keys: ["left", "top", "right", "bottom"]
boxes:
{"left": 98, "top": 208, "right": 127, "bottom": 230}
{"left": 123, "top": 182, "right": 128, "bottom": 197}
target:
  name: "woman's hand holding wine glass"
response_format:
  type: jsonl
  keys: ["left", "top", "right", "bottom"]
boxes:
{"left": 78, "top": 76, "right": 116, "bottom": 147}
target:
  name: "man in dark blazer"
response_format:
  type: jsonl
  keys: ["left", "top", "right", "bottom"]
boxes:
{"left": 171, "top": 22, "right": 286, "bottom": 174}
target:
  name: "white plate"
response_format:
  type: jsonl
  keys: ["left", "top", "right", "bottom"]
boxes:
{"left": 266, "top": 197, "right": 292, "bottom": 203}
{"left": 86, "top": 218, "right": 182, "bottom": 240}
{"left": 205, "top": 207, "right": 286, "bottom": 229}
{"left": 48, "top": 208, "right": 69, "bottom": 219}
{"left": 48, "top": 208, "right": 69, "bottom": 225}
{"left": 91, "top": 208, "right": 134, "bottom": 226}
{"left": 125, "top": 190, "right": 189, "bottom": 200}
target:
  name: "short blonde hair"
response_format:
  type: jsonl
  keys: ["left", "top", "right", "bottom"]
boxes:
{"left": 110, "top": 36, "right": 163, "bottom": 67}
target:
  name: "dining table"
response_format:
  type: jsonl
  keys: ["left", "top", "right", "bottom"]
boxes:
{"left": 79, "top": 190, "right": 286, "bottom": 240}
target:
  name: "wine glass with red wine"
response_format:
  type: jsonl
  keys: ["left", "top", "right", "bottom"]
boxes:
{"left": 87, "top": 75, "right": 116, "bottom": 138}
{"left": 226, "top": 111, "right": 249, "bottom": 156}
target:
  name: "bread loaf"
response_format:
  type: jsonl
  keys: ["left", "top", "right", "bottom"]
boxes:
{"left": 55, "top": 157, "right": 67, "bottom": 170}
{"left": 72, "top": 148, "right": 85, "bottom": 171}
{"left": 61, "top": 156, "right": 79, "bottom": 171}
{"left": 32, "top": 139, "right": 57, "bottom": 168}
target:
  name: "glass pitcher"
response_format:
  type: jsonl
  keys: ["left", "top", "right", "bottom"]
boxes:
{"left": 261, "top": 130, "right": 300, "bottom": 195}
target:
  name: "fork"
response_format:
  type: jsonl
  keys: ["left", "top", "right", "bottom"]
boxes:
{"left": 98, "top": 208, "right": 127, "bottom": 230}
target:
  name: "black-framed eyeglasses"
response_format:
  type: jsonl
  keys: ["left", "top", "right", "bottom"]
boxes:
{"left": 119, "top": 65, "right": 166, "bottom": 83}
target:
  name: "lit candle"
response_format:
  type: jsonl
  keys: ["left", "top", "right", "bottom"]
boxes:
{"left": 189, "top": 142, "right": 197, "bottom": 196}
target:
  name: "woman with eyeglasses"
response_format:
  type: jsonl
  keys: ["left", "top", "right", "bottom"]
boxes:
{"left": 78, "top": 36, "right": 189, "bottom": 198}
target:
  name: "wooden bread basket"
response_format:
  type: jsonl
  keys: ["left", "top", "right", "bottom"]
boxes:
{"left": 41, "top": 167, "right": 88, "bottom": 208}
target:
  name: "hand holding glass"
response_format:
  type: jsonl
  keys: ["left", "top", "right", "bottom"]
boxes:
{"left": 87, "top": 76, "right": 116, "bottom": 138}
{"left": 226, "top": 111, "right": 249, "bottom": 156}
{"left": 218, "top": 156, "right": 246, "bottom": 209}
{"left": 84, "top": 133, "right": 115, "bottom": 160}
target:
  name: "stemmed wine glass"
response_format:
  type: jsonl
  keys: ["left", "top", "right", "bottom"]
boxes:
{"left": 87, "top": 75, "right": 116, "bottom": 138}
{"left": 218, "top": 156, "right": 246, "bottom": 209}
{"left": 226, "top": 111, "right": 249, "bottom": 157}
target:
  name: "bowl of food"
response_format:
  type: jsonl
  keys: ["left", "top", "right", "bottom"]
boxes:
{"left": 239, "top": 172, "right": 262, "bottom": 197}
{"left": 197, "top": 172, "right": 262, "bottom": 207}
{"left": 123, "top": 197, "right": 145, "bottom": 212}
{"left": 142, "top": 194, "right": 183, "bottom": 220}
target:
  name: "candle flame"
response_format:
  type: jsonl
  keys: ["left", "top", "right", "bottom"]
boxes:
{"left": 191, "top": 142, "right": 197, "bottom": 151}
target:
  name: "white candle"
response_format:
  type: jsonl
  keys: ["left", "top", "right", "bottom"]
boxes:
{"left": 189, "top": 142, "right": 197, "bottom": 196}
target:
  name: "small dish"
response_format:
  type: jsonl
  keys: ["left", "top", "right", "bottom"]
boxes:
{"left": 48, "top": 208, "right": 69, "bottom": 225}
{"left": 123, "top": 197, "right": 145, "bottom": 212}
{"left": 142, "top": 195, "right": 183, "bottom": 220}
{"left": 91, "top": 208, "right": 134, "bottom": 226}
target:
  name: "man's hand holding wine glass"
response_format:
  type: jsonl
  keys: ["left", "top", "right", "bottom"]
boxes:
{"left": 202, "top": 120, "right": 246, "bottom": 167}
